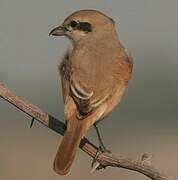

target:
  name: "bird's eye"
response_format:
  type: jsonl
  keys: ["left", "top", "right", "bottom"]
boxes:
{"left": 70, "top": 21, "right": 78, "bottom": 28}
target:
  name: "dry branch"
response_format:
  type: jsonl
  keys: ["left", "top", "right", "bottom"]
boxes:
{"left": 0, "top": 81, "right": 170, "bottom": 180}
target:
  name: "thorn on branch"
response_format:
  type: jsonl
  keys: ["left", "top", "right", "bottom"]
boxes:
{"left": 30, "top": 117, "right": 35, "bottom": 128}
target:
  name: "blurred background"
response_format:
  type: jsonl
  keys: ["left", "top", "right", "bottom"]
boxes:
{"left": 0, "top": 0, "right": 177, "bottom": 179}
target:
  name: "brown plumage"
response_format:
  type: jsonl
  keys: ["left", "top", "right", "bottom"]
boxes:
{"left": 50, "top": 9, "right": 133, "bottom": 175}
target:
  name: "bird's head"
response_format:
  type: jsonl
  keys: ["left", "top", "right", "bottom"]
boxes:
{"left": 49, "top": 9, "right": 115, "bottom": 43}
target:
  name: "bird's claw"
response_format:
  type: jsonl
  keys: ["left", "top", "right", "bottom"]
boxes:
{"left": 90, "top": 161, "right": 101, "bottom": 173}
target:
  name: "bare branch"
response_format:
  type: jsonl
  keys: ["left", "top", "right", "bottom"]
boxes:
{"left": 0, "top": 82, "right": 170, "bottom": 180}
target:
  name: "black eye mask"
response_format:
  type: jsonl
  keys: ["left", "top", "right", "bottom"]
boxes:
{"left": 69, "top": 21, "right": 92, "bottom": 32}
{"left": 77, "top": 22, "right": 92, "bottom": 32}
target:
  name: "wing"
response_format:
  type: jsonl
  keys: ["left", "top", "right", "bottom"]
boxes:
{"left": 70, "top": 76, "right": 108, "bottom": 119}
{"left": 59, "top": 50, "right": 107, "bottom": 120}
{"left": 58, "top": 50, "right": 71, "bottom": 104}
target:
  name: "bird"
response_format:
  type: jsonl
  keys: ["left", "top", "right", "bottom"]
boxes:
{"left": 49, "top": 9, "right": 133, "bottom": 175}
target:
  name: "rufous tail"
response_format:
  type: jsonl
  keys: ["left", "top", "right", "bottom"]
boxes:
{"left": 53, "top": 115, "right": 86, "bottom": 175}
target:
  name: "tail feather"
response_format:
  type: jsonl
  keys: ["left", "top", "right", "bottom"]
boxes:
{"left": 53, "top": 116, "right": 86, "bottom": 175}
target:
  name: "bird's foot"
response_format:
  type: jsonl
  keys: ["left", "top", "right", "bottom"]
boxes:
{"left": 90, "top": 146, "right": 111, "bottom": 172}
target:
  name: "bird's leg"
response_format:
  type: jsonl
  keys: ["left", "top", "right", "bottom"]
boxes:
{"left": 91, "top": 148, "right": 103, "bottom": 171}
{"left": 91, "top": 123, "right": 111, "bottom": 171}
{"left": 93, "top": 123, "right": 110, "bottom": 153}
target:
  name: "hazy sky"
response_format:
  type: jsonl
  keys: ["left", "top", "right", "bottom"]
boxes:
{"left": 0, "top": 0, "right": 178, "bottom": 180}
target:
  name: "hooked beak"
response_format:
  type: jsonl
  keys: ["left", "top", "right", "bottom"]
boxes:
{"left": 49, "top": 25, "right": 66, "bottom": 36}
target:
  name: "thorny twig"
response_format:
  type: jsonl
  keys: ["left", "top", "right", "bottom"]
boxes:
{"left": 0, "top": 82, "right": 171, "bottom": 180}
